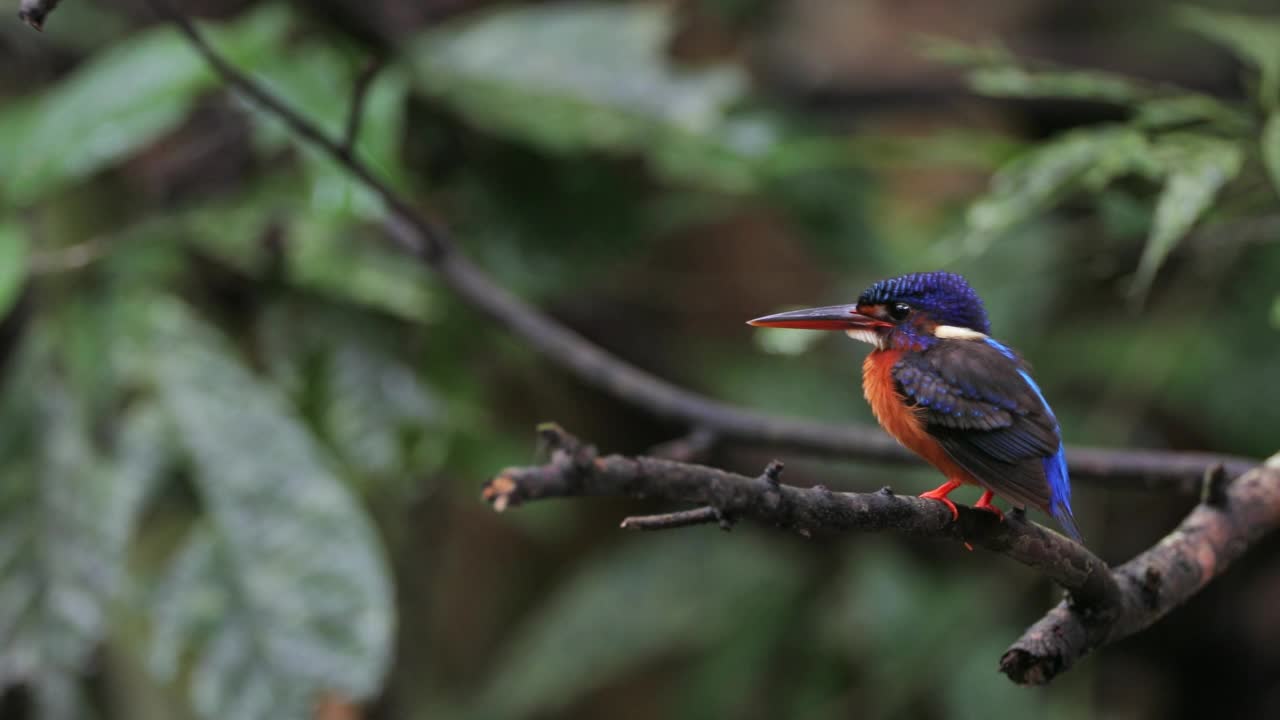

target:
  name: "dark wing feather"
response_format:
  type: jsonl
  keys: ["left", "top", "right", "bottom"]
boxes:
{"left": 892, "top": 339, "right": 1060, "bottom": 510}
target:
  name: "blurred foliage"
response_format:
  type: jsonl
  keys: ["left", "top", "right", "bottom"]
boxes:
{"left": 1, "top": 6, "right": 292, "bottom": 208}
{"left": 0, "top": 1, "right": 1277, "bottom": 719}
{"left": 138, "top": 299, "right": 393, "bottom": 720}
{"left": 410, "top": 2, "right": 852, "bottom": 193}
{"left": 934, "top": 8, "right": 1279, "bottom": 301}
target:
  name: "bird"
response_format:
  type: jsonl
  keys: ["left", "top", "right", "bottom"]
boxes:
{"left": 748, "top": 271, "right": 1081, "bottom": 541}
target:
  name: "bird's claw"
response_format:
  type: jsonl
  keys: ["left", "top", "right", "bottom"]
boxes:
{"left": 972, "top": 490, "right": 1004, "bottom": 521}
{"left": 919, "top": 479, "right": 963, "bottom": 521}
{"left": 919, "top": 491, "right": 960, "bottom": 521}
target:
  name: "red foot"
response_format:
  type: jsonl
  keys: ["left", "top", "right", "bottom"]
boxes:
{"left": 973, "top": 489, "right": 1005, "bottom": 522}
{"left": 919, "top": 479, "right": 962, "bottom": 521}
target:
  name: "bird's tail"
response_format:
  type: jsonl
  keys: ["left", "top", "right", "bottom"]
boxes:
{"left": 1050, "top": 501, "right": 1083, "bottom": 543}
{"left": 1043, "top": 447, "right": 1083, "bottom": 543}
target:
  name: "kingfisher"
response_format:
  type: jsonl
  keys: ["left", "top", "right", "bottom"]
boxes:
{"left": 748, "top": 271, "right": 1081, "bottom": 541}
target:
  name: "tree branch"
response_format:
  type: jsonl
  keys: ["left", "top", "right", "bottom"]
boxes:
{"left": 341, "top": 57, "right": 384, "bottom": 157}
{"left": 141, "top": 0, "right": 1260, "bottom": 491}
{"left": 1001, "top": 454, "right": 1280, "bottom": 684}
{"left": 484, "top": 426, "right": 1280, "bottom": 685}
{"left": 18, "top": 0, "right": 63, "bottom": 31}
{"left": 620, "top": 506, "right": 730, "bottom": 531}
{"left": 484, "top": 425, "right": 1118, "bottom": 607}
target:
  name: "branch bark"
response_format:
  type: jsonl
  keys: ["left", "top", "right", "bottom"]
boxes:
{"left": 484, "top": 425, "right": 1119, "bottom": 608}
{"left": 140, "top": 0, "right": 1259, "bottom": 492}
{"left": 484, "top": 426, "right": 1280, "bottom": 685}
{"left": 1001, "top": 454, "right": 1280, "bottom": 684}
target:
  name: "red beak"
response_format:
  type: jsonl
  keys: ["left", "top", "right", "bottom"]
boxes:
{"left": 747, "top": 304, "right": 889, "bottom": 331}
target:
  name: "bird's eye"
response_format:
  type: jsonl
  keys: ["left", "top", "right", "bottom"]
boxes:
{"left": 888, "top": 302, "right": 911, "bottom": 321}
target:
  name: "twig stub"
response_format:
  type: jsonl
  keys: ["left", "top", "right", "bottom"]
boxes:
{"left": 19, "top": 0, "right": 63, "bottom": 31}
{"left": 1200, "top": 463, "right": 1229, "bottom": 507}
{"left": 762, "top": 460, "right": 784, "bottom": 486}
{"left": 620, "top": 506, "right": 731, "bottom": 531}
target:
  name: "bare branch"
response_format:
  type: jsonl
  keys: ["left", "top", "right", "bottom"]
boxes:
{"left": 18, "top": 0, "right": 62, "bottom": 31}
{"left": 486, "top": 427, "right": 1280, "bottom": 685}
{"left": 484, "top": 425, "right": 1117, "bottom": 605}
{"left": 621, "top": 506, "right": 729, "bottom": 531}
{"left": 145, "top": 0, "right": 1260, "bottom": 491}
{"left": 1001, "top": 453, "right": 1280, "bottom": 684}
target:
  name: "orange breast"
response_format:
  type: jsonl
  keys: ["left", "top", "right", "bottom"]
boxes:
{"left": 862, "top": 350, "right": 977, "bottom": 485}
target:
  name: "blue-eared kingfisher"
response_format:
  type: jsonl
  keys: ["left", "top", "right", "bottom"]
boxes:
{"left": 748, "top": 271, "right": 1082, "bottom": 541}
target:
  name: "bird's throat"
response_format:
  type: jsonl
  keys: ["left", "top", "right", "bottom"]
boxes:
{"left": 845, "top": 328, "right": 886, "bottom": 349}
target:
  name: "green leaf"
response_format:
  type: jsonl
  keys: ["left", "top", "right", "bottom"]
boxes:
{"left": 819, "top": 543, "right": 1070, "bottom": 719}
{"left": 922, "top": 38, "right": 1151, "bottom": 104}
{"left": 114, "top": 178, "right": 438, "bottom": 322}
{"left": 472, "top": 535, "right": 805, "bottom": 719}
{"left": 286, "top": 217, "right": 438, "bottom": 321}
{"left": 965, "top": 126, "right": 1156, "bottom": 249}
{"left": 140, "top": 299, "right": 395, "bottom": 720}
{"left": 0, "top": 346, "right": 149, "bottom": 718}
{"left": 967, "top": 66, "right": 1150, "bottom": 104}
{"left": 1132, "top": 136, "right": 1243, "bottom": 299}
{"left": 918, "top": 37, "right": 1016, "bottom": 68}
{"left": 255, "top": 302, "right": 447, "bottom": 491}
{"left": 150, "top": 527, "right": 315, "bottom": 719}
{"left": 409, "top": 2, "right": 798, "bottom": 192}
{"left": 752, "top": 325, "right": 825, "bottom": 356}
{"left": 0, "top": 5, "right": 290, "bottom": 208}
{"left": 0, "top": 224, "right": 29, "bottom": 318}
{"left": 1177, "top": 5, "right": 1280, "bottom": 108}
{"left": 845, "top": 130, "right": 1024, "bottom": 170}
{"left": 1133, "top": 93, "right": 1251, "bottom": 131}
{"left": 1263, "top": 112, "right": 1280, "bottom": 198}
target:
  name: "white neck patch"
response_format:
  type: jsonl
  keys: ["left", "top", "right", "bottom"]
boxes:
{"left": 845, "top": 328, "right": 887, "bottom": 349}
{"left": 934, "top": 325, "right": 988, "bottom": 340}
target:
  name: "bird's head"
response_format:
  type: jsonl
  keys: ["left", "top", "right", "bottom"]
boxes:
{"left": 748, "top": 271, "right": 990, "bottom": 350}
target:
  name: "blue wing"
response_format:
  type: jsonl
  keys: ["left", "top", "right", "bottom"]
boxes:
{"left": 892, "top": 337, "right": 1081, "bottom": 540}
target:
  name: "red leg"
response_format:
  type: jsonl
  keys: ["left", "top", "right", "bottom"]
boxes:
{"left": 973, "top": 490, "right": 1005, "bottom": 522}
{"left": 919, "top": 479, "right": 962, "bottom": 521}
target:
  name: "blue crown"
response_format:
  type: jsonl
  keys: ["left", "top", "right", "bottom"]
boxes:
{"left": 858, "top": 272, "right": 990, "bottom": 334}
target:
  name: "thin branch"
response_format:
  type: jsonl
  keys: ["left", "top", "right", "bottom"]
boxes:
{"left": 486, "top": 426, "right": 1280, "bottom": 685}
{"left": 341, "top": 57, "right": 384, "bottom": 157}
{"left": 18, "top": 0, "right": 62, "bottom": 31}
{"left": 484, "top": 425, "right": 1117, "bottom": 606}
{"left": 144, "top": 0, "right": 1261, "bottom": 491}
{"left": 1002, "top": 454, "right": 1280, "bottom": 683}
{"left": 620, "top": 506, "right": 729, "bottom": 531}
{"left": 143, "top": 0, "right": 445, "bottom": 262}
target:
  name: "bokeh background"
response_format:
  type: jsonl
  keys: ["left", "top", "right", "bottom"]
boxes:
{"left": 2, "top": 0, "right": 1280, "bottom": 718}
